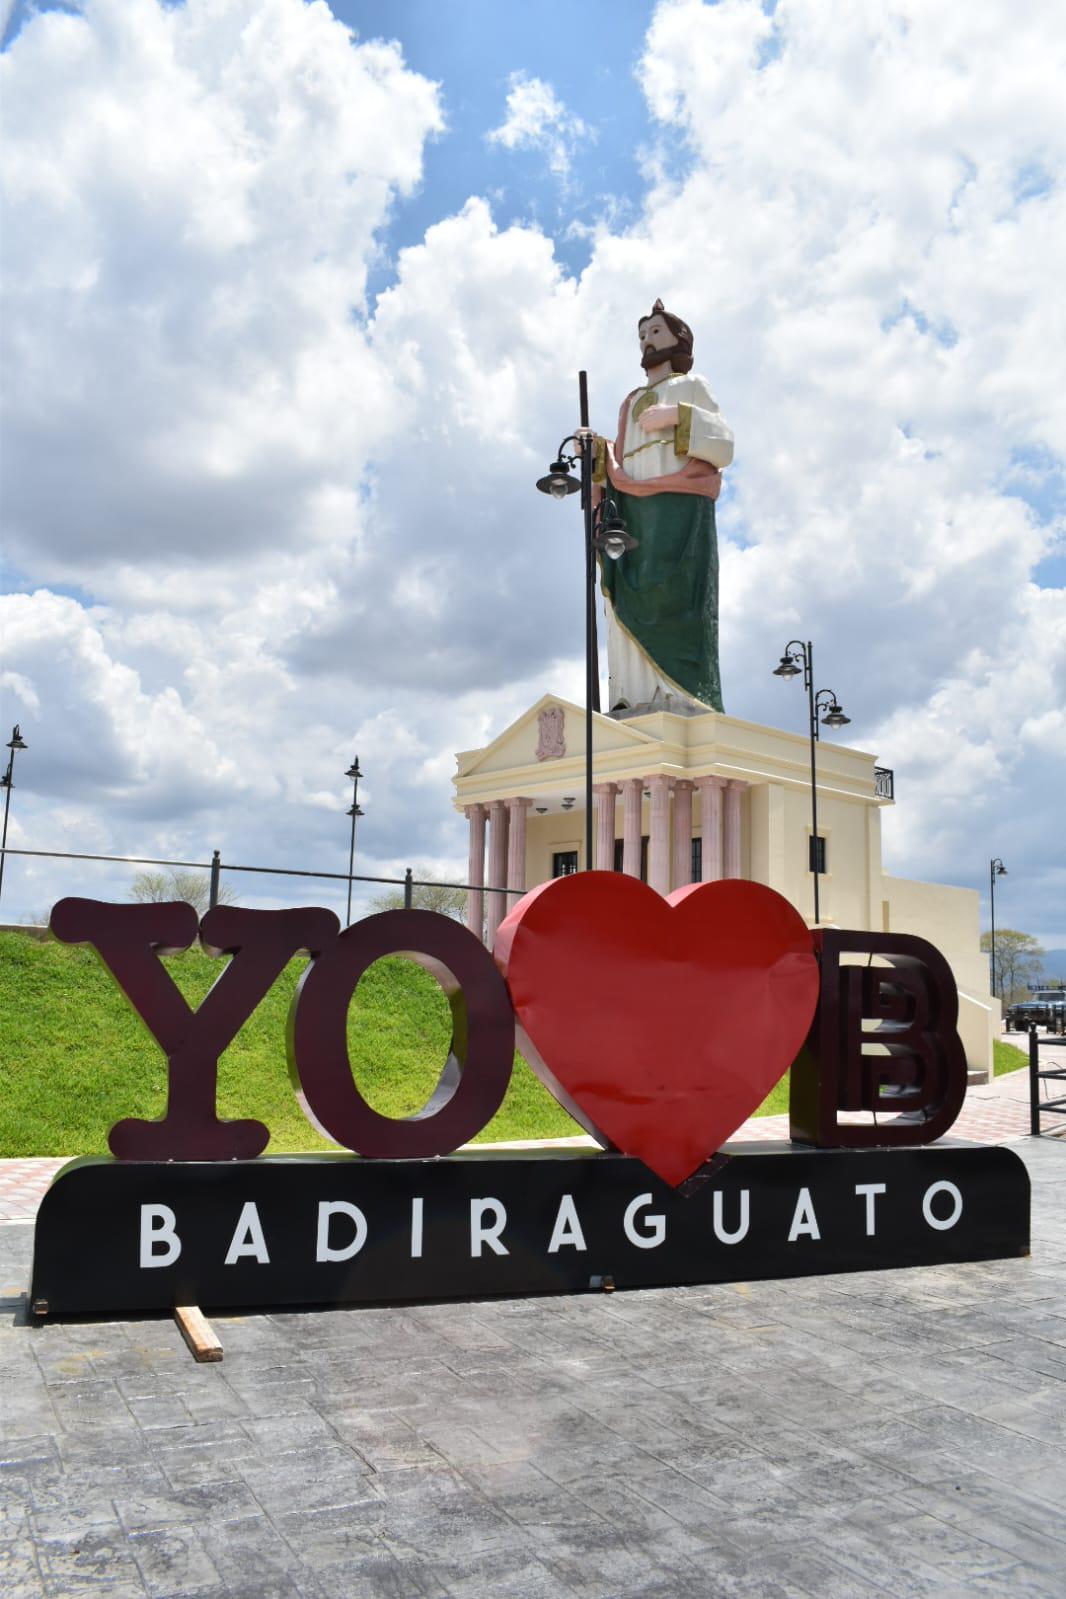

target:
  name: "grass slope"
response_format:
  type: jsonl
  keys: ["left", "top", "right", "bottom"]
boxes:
{"left": 994, "top": 1038, "right": 1029, "bottom": 1076}
{"left": 0, "top": 930, "right": 791, "bottom": 1157}
{"left": 0, "top": 931, "right": 582, "bottom": 1156}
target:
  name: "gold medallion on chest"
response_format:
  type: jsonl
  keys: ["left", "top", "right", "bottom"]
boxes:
{"left": 631, "top": 388, "right": 660, "bottom": 423}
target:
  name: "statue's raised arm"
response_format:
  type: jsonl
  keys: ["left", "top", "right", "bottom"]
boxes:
{"left": 592, "top": 300, "right": 733, "bottom": 715}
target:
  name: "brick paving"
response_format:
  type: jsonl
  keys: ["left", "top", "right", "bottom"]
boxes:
{"left": 1, "top": 1138, "right": 1064, "bottom": 1597}
{"left": 0, "top": 1161, "right": 66, "bottom": 1224}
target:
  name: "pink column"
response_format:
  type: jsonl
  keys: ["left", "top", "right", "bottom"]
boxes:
{"left": 696, "top": 776, "right": 724, "bottom": 882}
{"left": 486, "top": 799, "right": 510, "bottom": 943}
{"left": 621, "top": 777, "right": 643, "bottom": 878}
{"left": 464, "top": 803, "right": 486, "bottom": 943}
{"left": 647, "top": 774, "right": 673, "bottom": 895}
{"left": 505, "top": 797, "right": 532, "bottom": 905}
{"left": 724, "top": 780, "right": 747, "bottom": 879}
{"left": 593, "top": 783, "right": 618, "bottom": 871}
{"left": 672, "top": 780, "right": 694, "bottom": 890}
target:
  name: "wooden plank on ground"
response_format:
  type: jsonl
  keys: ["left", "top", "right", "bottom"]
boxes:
{"left": 174, "top": 1304, "right": 223, "bottom": 1363}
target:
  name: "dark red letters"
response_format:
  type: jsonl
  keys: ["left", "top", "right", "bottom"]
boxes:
{"left": 789, "top": 930, "right": 967, "bottom": 1147}
{"left": 288, "top": 910, "right": 514, "bottom": 1157}
{"left": 50, "top": 899, "right": 338, "bottom": 1159}
{"left": 48, "top": 898, "right": 967, "bottom": 1166}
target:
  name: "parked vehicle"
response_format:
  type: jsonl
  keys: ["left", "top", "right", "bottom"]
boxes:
{"left": 1007, "top": 986, "right": 1066, "bottom": 1033}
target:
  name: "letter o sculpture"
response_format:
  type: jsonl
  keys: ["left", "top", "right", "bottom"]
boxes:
{"left": 288, "top": 910, "right": 515, "bottom": 1157}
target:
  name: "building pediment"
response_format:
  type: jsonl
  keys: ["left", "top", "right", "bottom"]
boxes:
{"left": 455, "top": 695, "right": 656, "bottom": 784}
{"left": 453, "top": 694, "right": 888, "bottom": 814}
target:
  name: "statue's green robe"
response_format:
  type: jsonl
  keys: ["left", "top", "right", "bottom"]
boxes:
{"left": 600, "top": 491, "right": 723, "bottom": 713}
{"left": 596, "top": 370, "right": 733, "bottom": 714}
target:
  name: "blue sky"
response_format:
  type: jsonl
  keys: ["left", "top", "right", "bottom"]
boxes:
{"left": 1, "top": 0, "right": 658, "bottom": 287}
{"left": 1, "top": 0, "right": 1063, "bottom": 958}
{"left": 335, "top": 0, "right": 658, "bottom": 291}
{"left": 354, "top": 3, "right": 655, "bottom": 273}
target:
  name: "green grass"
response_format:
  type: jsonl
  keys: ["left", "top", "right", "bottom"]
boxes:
{"left": 994, "top": 1038, "right": 1029, "bottom": 1077}
{"left": 0, "top": 929, "right": 789, "bottom": 1156}
{"left": 0, "top": 930, "right": 580, "bottom": 1156}
{"left": 755, "top": 1074, "right": 790, "bottom": 1117}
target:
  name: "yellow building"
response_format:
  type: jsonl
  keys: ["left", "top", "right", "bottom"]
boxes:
{"left": 452, "top": 694, "right": 997, "bottom": 1077}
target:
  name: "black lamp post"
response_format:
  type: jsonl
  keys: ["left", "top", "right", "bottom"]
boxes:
{"left": 989, "top": 857, "right": 1007, "bottom": 999}
{"left": 536, "top": 372, "right": 636, "bottom": 869}
{"left": 0, "top": 725, "right": 28, "bottom": 907}
{"left": 344, "top": 757, "right": 364, "bottom": 927}
{"left": 771, "top": 643, "right": 850, "bottom": 925}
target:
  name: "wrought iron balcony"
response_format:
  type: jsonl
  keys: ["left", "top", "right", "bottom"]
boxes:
{"left": 874, "top": 766, "right": 895, "bottom": 800}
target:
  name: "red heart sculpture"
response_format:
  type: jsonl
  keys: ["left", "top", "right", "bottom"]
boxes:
{"left": 494, "top": 873, "right": 818, "bottom": 1187}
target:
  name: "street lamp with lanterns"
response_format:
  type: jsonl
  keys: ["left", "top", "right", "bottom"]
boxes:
{"left": 989, "top": 857, "right": 1008, "bottom": 999}
{"left": 771, "top": 642, "right": 850, "bottom": 926}
{"left": 344, "top": 757, "right": 364, "bottom": 927}
{"left": 0, "top": 725, "right": 28, "bottom": 906}
{"left": 536, "top": 372, "right": 637, "bottom": 868}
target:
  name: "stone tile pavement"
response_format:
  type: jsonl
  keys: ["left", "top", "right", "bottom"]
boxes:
{"left": 2, "top": 1136, "right": 1065, "bottom": 1597}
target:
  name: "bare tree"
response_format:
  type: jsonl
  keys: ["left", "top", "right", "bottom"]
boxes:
{"left": 19, "top": 909, "right": 53, "bottom": 929}
{"left": 368, "top": 870, "right": 467, "bottom": 921}
{"left": 980, "top": 928, "right": 1046, "bottom": 1004}
{"left": 130, "top": 869, "right": 236, "bottom": 915}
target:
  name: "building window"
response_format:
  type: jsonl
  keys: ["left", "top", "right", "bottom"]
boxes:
{"left": 552, "top": 850, "right": 578, "bottom": 878}
{"left": 613, "top": 837, "right": 649, "bottom": 881}
{"left": 691, "top": 836, "right": 702, "bottom": 882}
{"left": 808, "top": 835, "right": 827, "bottom": 875}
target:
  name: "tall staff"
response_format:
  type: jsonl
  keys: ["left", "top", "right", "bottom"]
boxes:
{"left": 537, "top": 375, "right": 635, "bottom": 870}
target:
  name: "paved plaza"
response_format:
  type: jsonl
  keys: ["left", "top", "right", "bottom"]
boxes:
{"left": 0, "top": 1125, "right": 1064, "bottom": 1598}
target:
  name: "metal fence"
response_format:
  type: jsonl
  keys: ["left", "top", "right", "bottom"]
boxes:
{"left": 1029, "top": 1031, "right": 1066, "bottom": 1136}
{"left": 0, "top": 845, "right": 524, "bottom": 918}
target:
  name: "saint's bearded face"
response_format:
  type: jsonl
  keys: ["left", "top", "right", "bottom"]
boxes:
{"left": 638, "top": 315, "right": 687, "bottom": 374}
{"left": 638, "top": 317, "right": 673, "bottom": 361}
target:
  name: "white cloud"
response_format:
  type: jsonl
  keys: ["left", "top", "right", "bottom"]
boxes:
{"left": 486, "top": 71, "right": 590, "bottom": 179}
{"left": 1, "top": 0, "right": 442, "bottom": 581}
{"left": 1, "top": 0, "right": 1064, "bottom": 950}
{"left": 619, "top": 0, "right": 1066, "bottom": 939}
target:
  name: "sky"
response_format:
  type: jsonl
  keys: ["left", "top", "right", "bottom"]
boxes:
{"left": 1, "top": 0, "right": 1064, "bottom": 957}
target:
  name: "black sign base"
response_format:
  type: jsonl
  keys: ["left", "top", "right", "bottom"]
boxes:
{"left": 30, "top": 1143, "right": 1030, "bottom": 1319}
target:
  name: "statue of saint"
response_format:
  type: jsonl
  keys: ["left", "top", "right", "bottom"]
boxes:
{"left": 591, "top": 300, "right": 734, "bottom": 714}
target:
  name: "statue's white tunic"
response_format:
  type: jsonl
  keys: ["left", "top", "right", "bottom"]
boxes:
{"left": 602, "top": 372, "right": 733, "bottom": 713}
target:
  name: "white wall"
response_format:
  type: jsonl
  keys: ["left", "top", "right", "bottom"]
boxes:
{"left": 883, "top": 875, "right": 998, "bottom": 1072}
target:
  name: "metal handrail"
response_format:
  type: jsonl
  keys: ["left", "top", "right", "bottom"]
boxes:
{"left": 1029, "top": 1031, "right": 1066, "bottom": 1136}
{"left": 0, "top": 844, "right": 525, "bottom": 904}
